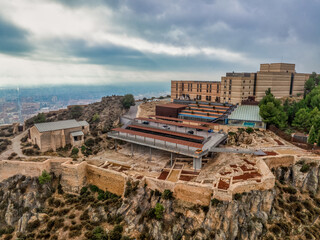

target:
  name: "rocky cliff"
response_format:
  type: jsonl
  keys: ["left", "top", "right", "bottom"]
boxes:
{"left": 1, "top": 160, "right": 320, "bottom": 240}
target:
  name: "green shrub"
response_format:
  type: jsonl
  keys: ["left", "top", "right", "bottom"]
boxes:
{"left": 121, "top": 94, "right": 135, "bottom": 109}
{"left": 109, "top": 224, "right": 123, "bottom": 240}
{"left": 71, "top": 147, "right": 79, "bottom": 155}
{"left": 162, "top": 189, "right": 173, "bottom": 200}
{"left": 211, "top": 198, "right": 222, "bottom": 206}
{"left": 154, "top": 203, "right": 164, "bottom": 220}
{"left": 89, "top": 185, "right": 99, "bottom": 193}
{"left": 39, "top": 170, "right": 51, "bottom": 184}
{"left": 283, "top": 186, "right": 297, "bottom": 194}
{"left": 234, "top": 193, "right": 242, "bottom": 201}
{"left": 85, "top": 138, "right": 95, "bottom": 147}
{"left": 92, "top": 113, "right": 100, "bottom": 123}
{"left": 245, "top": 127, "right": 254, "bottom": 134}
{"left": 92, "top": 226, "right": 108, "bottom": 239}
{"left": 70, "top": 106, "right": 83, "bottom": 119}
{"left": 300, "top": 163, "right": 310, "bottom": 173}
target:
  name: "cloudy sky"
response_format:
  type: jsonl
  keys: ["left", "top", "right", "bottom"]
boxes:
{"left": 0, "top": 0, "right": 319, "bottom": 87}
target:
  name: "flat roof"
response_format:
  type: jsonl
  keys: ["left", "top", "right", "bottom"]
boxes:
{"left": 156, "top": 103, "right": 188, "bottom": 109}
{"left": 71, "top": 131, "right": 84, "bottom": 137}
{"left": 149, "top": 115, "right": 219, "bottom": 125}
{"left": 228, "top": 105, "right": 262, "bottom": 122}
{"left": 182, "top": 110, "right": 223, "bottom": 116}
{"left": 112, "top": 128, "right": 203, "bottom": 149}
{"left": 34, "top": 119, "right": 88, "bottom": 133}
{"left": 127, "top": 125, "right": 204, "bottom": 141}
{"left": 135, "top": 117, "right": 210, "bottom": 130}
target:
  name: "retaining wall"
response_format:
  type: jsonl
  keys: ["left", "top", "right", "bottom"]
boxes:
{"left": 263, "top": 155, "right": 295, "bottom": 169}
{"left": 86, "top": 165, "right": 127, "bottom": 196}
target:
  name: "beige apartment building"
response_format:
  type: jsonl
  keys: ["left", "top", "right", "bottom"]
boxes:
{"left": 171, "top": 80, "right": 221, "bottom": 102}
{"left": 171, "top": 63, "right": 310, "bottom": 104}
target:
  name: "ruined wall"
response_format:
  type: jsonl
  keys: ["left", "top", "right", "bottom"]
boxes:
{"left": 60, "top": 160, "right": 87, "bottom": 193}
{"left": 145, "top": 177, "right": 175, "bottom": 192}
{"left": 86, "top": 165, "right": 127, "bottom": 196}
{"left": 0, "top": 158, "right": 67, "bottom": 182}
{"left": 173, "top": 182, "right": 213, "bottom": 205}
{"left": 263, "top": 155, "right": 295, "bottom": 169}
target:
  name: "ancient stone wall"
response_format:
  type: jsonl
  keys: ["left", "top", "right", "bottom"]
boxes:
{"left": 60, "top": 160, "right": 87, "bottom": 193}
{"left": 145, "top": 177, "right": 175, "bottom": 192}
{"left": 263, "top": 155, "right": 295, "bottom": 169}
{"left": 86, "top": 165, "right": 127, "bottom": 196}
{"left": 173, "top": 182, "right": 213, "bottom": 205}
{"left": 0, "top": 158, "right": 67, "bottom": 182}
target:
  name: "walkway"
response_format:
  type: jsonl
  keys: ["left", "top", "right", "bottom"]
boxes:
{"left": 0, "top": 131, "right": 27, "bottom": 160}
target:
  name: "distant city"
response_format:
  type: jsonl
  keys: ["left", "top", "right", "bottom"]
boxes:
{"left": 0, "top": 83, "right": 170, "bottom": 125}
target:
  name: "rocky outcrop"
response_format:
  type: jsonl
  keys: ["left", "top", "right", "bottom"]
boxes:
{"left": 0, "top": 175, "right": 52, "bottom": 233}
{"left": 1, "top": 160, "right": 320, "bottom": 239}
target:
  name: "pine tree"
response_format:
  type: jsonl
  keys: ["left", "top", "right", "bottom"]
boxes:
{"left": 308, "top": 125, "right": 317, "bottom": 145}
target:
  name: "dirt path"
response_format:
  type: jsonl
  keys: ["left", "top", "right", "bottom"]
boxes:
{"left": 0, "top": 131, "right": 27, "bottom": 160}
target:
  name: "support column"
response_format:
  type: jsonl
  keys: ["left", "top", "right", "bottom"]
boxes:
{"left": 149, "top": 147, "right": 152, "bottom": 161}
{"left": 131, "top": 143, "right": 134, "bottom": 157}
{"left": 193, "top": 157, "right": 202, "bottom": 170}
{"left": 170, "top": 152, "right": 173, "bottom": 167}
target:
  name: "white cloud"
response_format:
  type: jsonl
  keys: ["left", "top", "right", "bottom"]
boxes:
{"left": 0, "top": 0, "right": 251, "bottom": 64}
{"left": 0, "top": 53, "right": 222, "bottom": 87}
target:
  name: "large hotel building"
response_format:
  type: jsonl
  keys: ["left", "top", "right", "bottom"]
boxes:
{"left": 171, "top": 63, "right": 310, "bottom": 104}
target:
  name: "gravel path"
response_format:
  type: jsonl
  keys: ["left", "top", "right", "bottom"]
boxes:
{"left": 0, "top": 131, "right": 27, "bottom": 160}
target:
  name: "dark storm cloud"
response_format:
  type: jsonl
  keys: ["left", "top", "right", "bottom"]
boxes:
{"left": 53, "top": 0, "right": 320, "bottom": 64}
{"left": 0, "top": 16, "right": 33, "bottom": 55}
{"left": 59, "top": 39, "right": 235, "bottom": 72}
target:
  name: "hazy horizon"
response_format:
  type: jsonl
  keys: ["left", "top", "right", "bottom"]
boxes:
{"left": 0, "top": 0, "right": 319, "bottom": 87}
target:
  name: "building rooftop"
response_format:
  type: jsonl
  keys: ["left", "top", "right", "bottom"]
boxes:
{"left": 156, "top": 103, "right": 188, "bottom": 109}
{"left": 228, "top": 105, "right": 262, "bottom": 122}
{"left": 34, "top": 119, "right": 88, "bottom": 133}
{"left": 71, "top": 131, "right": 84, "bottom": 137}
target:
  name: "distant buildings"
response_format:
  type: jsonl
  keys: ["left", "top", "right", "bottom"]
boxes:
{"left": 29, "top": 119, "right": 89, "bottom": 152}
{"left": 171, "top": 63, "right": 310, "bottom": 105}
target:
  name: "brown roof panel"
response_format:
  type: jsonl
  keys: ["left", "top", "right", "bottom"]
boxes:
{"left": 127, "top": 124, "right": 204, "bottom": 141}
{"left": 135, "top": 117, "right": 210, "bottom": 130}
{"left": 111, "top": 128, "right": 203, "bottom": 149}
{"left": 156, "top": 103, "right": 188, "bottom": 109}
{"left": 149, "top": 115, "right": 219, "bottom": 125}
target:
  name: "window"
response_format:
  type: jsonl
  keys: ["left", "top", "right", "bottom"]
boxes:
{"left": 217, "top": 85, "right": 219, "bottom": 93}
{"left": 229, "top": 79, "right": 232, "bottom": 84}
{"left": 182, "top": 83, "right": 184, "bottom": 91}
{"left": 229, "top": 91, "right": 231, "bottom": 95}
{"left": 229, "top": 86, "right": 231, "bottom": 90}
{"left": 243, "top": 80, "right": 245, "bottom": 83}
{"left": 176, "top": 83, "right": 178, "bottom": 91}
{"left": 229, "top": 98, "right": 231, "bottom": 100}
{"left": 176, "top": 94, "right": 178, "bottom": 98}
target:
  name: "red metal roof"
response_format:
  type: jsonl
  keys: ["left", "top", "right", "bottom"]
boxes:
{"left": 135, "top": 117, "right": 210, "bottom": 130}
{"left": 111, "top": 128, "right": 203, "bottom": 149}
{"left": 127, "top": 124, "right": 204, "bottom": 141}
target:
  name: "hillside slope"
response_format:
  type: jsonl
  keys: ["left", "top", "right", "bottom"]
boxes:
{"left": 0, "top": 160, "right": 320, "bottom": 240}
